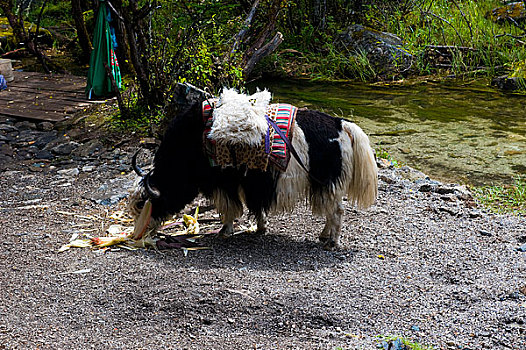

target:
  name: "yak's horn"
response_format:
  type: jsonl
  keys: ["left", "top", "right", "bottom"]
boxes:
{"left": 132, "top": 150, "right": 146, "bottom": 177}
{"left": 145, "top": 175, "right": 161, "bottom": 199}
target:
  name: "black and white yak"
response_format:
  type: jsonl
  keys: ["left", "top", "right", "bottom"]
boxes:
{"left": 129, "top": 89, "right": 378, "bottom": 249}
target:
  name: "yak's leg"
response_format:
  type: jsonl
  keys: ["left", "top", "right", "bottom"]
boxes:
{"left": 212, "top": 189, "right": 243, "bottom": 238}
{"left": 255, "top": 212, "right": 267, "bottom": 234}
{"left": 319, "top": 201, "right": 344, "bottom": 250}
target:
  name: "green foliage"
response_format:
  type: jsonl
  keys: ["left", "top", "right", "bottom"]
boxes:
{"left": 377, "top": 335, "right": 435, "bottom": 350}
{"left": 376, "top": 146, "right": 400, "bottom": 168}
{"left": 376, "top": 0, "right": 526, "bottom": 79}
{"left": 472, "top": 176, "right": 526, "bottom": 215}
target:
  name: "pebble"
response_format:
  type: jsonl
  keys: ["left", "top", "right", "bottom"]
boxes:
{"left": 34, "top": 131, "right": 58, "bottom": 149}
{"left": 0, "top": 124, "right": 19, "bottom": 133}
{"left": 36, "top": 122, "right": 54, "bottom": 131}
{"left": 82, "top": 165, "right": 95, "bottom": 173}
{"left": 51, "top": 141, "right": 80, "bottom": 156}
{"left": 35, "top": 150, "right": 54, "bottom": 160}
{"left": 516, "top": 244, "right": 526, "bottom": 252}
{"left": 57, "top": 168, "right": 80, "bottom": 177}
{"left": 478, "top": 229, "right": 492, "bottom": 237}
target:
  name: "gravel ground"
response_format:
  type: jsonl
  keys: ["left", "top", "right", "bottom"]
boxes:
{"left": 0, "top": 116, "right": 525, "bottom": 350}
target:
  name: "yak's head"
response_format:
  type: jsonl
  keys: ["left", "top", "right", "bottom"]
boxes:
{"left": 127, "top": 150, "right": 164, "bottom": 239}
{"left": 127, "top": 99, "right": 208, "bottom": 239}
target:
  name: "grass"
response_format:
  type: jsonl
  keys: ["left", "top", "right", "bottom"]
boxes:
{"left": 277, "top": 0, "right": 526, "bottom": 83}
{"left": 472, "top": 176, "right": 526, "bottom": 215}
{"left": 376, "top": 0, "right": 526, "bottom": 78}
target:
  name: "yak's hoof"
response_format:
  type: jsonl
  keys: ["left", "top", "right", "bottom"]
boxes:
{"left": 321, "top": 238, "right": 339, "bottom": 251}
{"left": 255, "top": 227, "right": 267, "bottom": 235}
{"left": 218, "top": 227, "right": 234, "bottom": 238}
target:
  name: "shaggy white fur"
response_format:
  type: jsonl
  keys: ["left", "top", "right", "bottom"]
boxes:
{"left": 208, "top": 88, "right": 272, "bottom": 146}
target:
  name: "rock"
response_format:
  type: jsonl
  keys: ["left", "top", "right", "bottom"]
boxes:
{"left": 479, "top": 229, "right": 493, "bottom": 237}
{"left": 82, "top": 165, "right": 95, "bottom": 173}
{"left": 0, "top": 154, "right": 11, "bottom": 170}
{"left": 491, "top": 75, "right": 523, "bottom": 91}
{"left": 335, "top": 24, "right": 413, "bottom": 78}
{"left": 398, "top": 166, "right": 427, "bottom": 181}
{"left": 376, "top": 158, "right": 392, "bottom": 169}
{"left": 419, "top": 184, "right": 435, "bottom": 192}
{"left": 516, "top": 244, "right": 526, "bottom": 252}
{"left": 50, "top": 141, "right": 80, "bottom": 156}
{"left": 84, "top": 174, "right": 136, "bottom": 206}
{"left": 486, "top": 2, "right": 526, "bottom": 23}
{"left": 15, "top": 149, "right": 33, "bottom": 160}
{"left": 34, "top": 131, "right": 58, "bottom": 149}
{"left": 379, "top": 173, "right": 397, "bottom": 184}
{"left": 35, "top": 150, "right": 54, "bottom": 160}
{"left": 36, "top": 122, "right": 54, "bottom": 131}
{"left": 0, "top": 124, "right": 18, "bottom": 134}
{"left": 12, "top": 129, "right": 41, "bottom": 147}
{"left": 14, "top": 121, "right": 36, "bottom": 130}
{"left": 72, "top": 139, "right": 104, "bottom": 158}
{"left": 0, "top": 143, "right": 14, "bottom": 157}
{"left": 57, "top": 167, "right": 79, "bottom": 177}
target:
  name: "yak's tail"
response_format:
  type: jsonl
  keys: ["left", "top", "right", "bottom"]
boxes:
{"left": 342, "top": 121, "right": 378, "bottom": 209}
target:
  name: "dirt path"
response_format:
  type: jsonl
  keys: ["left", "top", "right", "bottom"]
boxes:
{"left": 0, "top": 116, "right": 525, "bottom": 350}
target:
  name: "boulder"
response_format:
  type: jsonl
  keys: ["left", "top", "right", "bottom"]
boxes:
{"left": 335, "top": 24, "right": 413, "bottom": 78}
{"left": 486, "top": 2, "right": 526, "bottom": 23}
{"left": 491, "top": 75, "right": 524, "bottom": 91}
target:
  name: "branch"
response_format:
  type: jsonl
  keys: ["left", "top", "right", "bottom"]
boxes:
{"left": 103, "top": 62, "right": 127, "bottom": 117}
{"left": 231, "top": 0, "right": 260, "bottom": 55}
{"left": 31, "top": 0, "right": 49, "bottom": 43}
{"left": 423, "top": 11, "right": 464, "bottom": 46}
{"left": 243, "top": 31, "right": 283, "bottom": 77}
{"left": 450, "top": 0, "right": 473, "bottom": 40}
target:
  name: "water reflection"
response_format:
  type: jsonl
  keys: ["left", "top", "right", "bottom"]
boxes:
{"left": 249, "top": 79, "right": 525, "bottom": 186}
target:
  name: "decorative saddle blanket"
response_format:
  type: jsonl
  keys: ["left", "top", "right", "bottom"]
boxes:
{"left": 202, "top": 100, "right": 297, "bottom": 172}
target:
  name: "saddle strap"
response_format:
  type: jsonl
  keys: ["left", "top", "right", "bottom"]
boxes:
{"left": 265, "top": 114, "right": 323, "bottom": 185}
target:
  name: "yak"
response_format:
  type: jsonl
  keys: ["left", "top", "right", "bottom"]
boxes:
{"left": 129, "top": 88, "right": 378, "bottom": 250}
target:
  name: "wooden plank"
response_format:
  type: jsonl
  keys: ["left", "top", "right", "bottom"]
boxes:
{"left": 0, "top": 93, "right": 91, "bottom": 107}
{"left": 0, "top": 108, "right": 70, "bottom": 122}
{"left": 0, "top": 71, "right": 104, "bottom": 122}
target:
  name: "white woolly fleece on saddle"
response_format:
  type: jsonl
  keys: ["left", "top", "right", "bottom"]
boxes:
{"left": 208, "top": 88, "right": 271, "bottom": 146}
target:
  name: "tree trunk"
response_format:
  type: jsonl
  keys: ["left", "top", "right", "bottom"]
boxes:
{"left": 71, "top": 0, "right": 92, "bottom": 63}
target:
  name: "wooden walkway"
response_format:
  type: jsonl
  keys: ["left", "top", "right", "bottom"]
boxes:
{"left": 0, "top": 71, "right": 100, "bottom": 122}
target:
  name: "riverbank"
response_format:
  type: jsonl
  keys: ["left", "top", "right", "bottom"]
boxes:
{"left": 1, "top": 108, "right": 525, "bottom": 349}
{"left": 253, "top": 78, "right": 526, "bottom": 188}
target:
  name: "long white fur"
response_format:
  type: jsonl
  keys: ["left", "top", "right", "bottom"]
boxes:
{"left": 213, "top": 119, "right": 377, "bottom": 216}
{"left": 209, "top": 88, "right": 271, "bottom": 146}
{"left": 212, "top": 118, "right": 378, "bottom": 247}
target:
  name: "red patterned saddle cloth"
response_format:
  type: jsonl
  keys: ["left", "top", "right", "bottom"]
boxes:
{"left": 202, "top": 100, "right": 297, "bottom": 171}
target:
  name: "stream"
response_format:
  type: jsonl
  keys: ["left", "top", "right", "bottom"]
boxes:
{"left": 252, "top": 79, "right": 526, "bottom": 186}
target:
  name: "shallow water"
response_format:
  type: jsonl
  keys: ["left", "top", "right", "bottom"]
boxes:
{"left": 251, "top": 79, "right": 526, "bottom": 186}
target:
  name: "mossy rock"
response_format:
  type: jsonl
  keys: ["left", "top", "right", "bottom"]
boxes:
{"left": 0, "top": 17, "right": 53, "bottom": 52}
{"left": 486, "top": 2, "right": 526, "bottom": 23}
{"left": 335, "top": 24, "right": 413, "bottom": 79}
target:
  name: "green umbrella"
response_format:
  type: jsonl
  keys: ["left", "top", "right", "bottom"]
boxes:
{"left": 86, "top": 0, "right": 121, "bottom": 98}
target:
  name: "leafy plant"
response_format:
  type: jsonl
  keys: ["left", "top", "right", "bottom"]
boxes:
{"left": 376, "top": 146, "right": 401, "bottom": 168}
{"left": 377, "top": 335, "right": 435, "bottom": 350}
{"left": 472, "top": 176, "right": 526, "bottom": 215}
